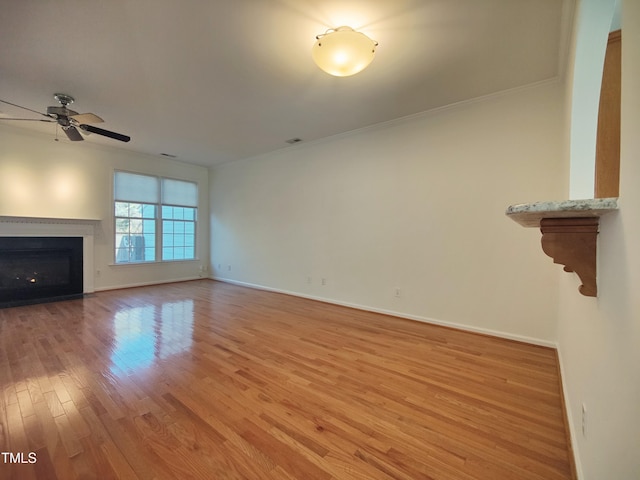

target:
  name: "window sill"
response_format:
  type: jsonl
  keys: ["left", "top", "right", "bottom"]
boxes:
{"left": 108, "top": 258, "right": 200, "bottom": 267}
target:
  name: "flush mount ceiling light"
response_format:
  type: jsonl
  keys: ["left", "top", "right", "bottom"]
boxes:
{"left": 312, "top": 26, "right": 378, "bottom": 77}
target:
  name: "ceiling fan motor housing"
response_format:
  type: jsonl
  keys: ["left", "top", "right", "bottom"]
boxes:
{"left": 47, "top": 106, "right": 78, "bottom": 118}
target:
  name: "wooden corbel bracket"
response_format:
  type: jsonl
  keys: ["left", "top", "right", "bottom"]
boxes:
{"left": 540, "top": 217, "right": 599, "bottom": 297}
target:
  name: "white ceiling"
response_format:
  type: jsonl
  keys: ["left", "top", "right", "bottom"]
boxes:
{"left": 0, "top": 0, "right": 572, "bottom": 167}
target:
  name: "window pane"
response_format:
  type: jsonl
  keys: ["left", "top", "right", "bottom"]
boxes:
{"left": 185, "top": 222, "right": 194, "bottom": 235}
{"left": 144, "top": 234, "right": 155, "bottom": 246}
{"left": 116, "top": 218, "right": 130, "bottom": 233}
{"left": 184, "top": 208, "right": 194, "bottom": 221}
{"left": 163, "top": 220, "right": 174, "bottom": 234}
{"left": 115, "top": 246, "right": 128, "bottom": 263}
{"left": 163, "top": 234, "right": 174, "bottom": 247}
{"left": 174, "top": 222, "right": 185, "bottom": 234}
{"left": 130, "top": 219, "right": 143, "bottom": 233}
{"left": 161, "top": 206, "right": 172, "bottom": 219}
{"left": 163, "top": 248, "right": 173, "bottom": 260}
{"left": 143, "top": 219, "right": 155, "bottom": 233}
{"left": 184, "top": 246, "right": 195, "bottom": 258}
{"left": 173, "top": 207, "right": 184, "bottom": 220}
{"left": 129, "top": 204, "right": 143, "bottom": 218}
{"left": 184, "top": 234, "right": 195, "bottom": 247}
{"left": 142, "top": 204, "right": 156, "bottom": 219}
{"left": 115, "top": 202, "right": 129, "bottom": 217}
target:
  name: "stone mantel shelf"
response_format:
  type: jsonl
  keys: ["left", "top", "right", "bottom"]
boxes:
{"left": 505, "top": 198, "right": 618, "bottom": 297}
{"left": 505, "top": 197, "right": 618, "bottom": 228}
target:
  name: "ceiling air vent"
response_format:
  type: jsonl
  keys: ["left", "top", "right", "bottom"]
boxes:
{"left": 285, "top": 138, "right": 302, "bottom": 144}
{"left": 160, "top": 153, "right": 177, "bottom": 158}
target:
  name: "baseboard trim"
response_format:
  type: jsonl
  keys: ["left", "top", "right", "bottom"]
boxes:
{"left": 556, "top": 347, "right": 583, "bottom": 480}
{"left": 212, "top": 276, "right": 556, "bottom": 348}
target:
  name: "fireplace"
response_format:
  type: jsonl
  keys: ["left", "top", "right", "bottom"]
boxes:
{"left": 0, "top": 236, "right": 84, "bottom": 307}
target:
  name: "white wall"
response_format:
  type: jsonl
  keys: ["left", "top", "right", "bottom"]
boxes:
{"left": 210, "top": 81, "right": 566, "bottom": 344}
{"left": 558, "top": 0, "right": 640, "bottom": 478}
{"left": 0, "top": 125, "right": 210, "bottom": 290}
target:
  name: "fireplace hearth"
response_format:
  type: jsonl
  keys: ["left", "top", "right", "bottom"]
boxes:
{"left": 0, "top": 236, "right": 84, "bottom": 308}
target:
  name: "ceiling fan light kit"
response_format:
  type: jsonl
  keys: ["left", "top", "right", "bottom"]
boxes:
{"left": 312, "top": 26, "right": 378, "bottom": 77}
{"left": 0, "top": 93, "right": 130, "bottom": 143}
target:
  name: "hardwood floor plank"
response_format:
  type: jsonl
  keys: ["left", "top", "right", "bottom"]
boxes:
{"left": 0, "top": 280, "right": 575, "bottom": 479}
{"left": 161, "top": 392, "right": 226, "bottom": 444}
{"left": 32, "top": 398, "right": 61, "bottom": 456}
{"left": 32, "top": 447, "right": 60, "bottom": 480}
{"left": 43, "top": 391, "right": 65, "bottom": 419}
{"left": 61, "top": 400, "right": 91, "bottom": 439}
{"left": 99, "top": 438, "right": 140, "bottom": 480}
{"left": 22, "top": 413, "right": 45, "bottom": 452}
{"left": 7, "top": 400, "right": 30, "bottom": 454}
{"left": 240, "top": 418, "right": 333, "bottom": 480}
{"left": 53, "top": 413, "right": 83, "bottom": 458}
{"left": 99, "top": 413, "right": 173, "bottom": 480}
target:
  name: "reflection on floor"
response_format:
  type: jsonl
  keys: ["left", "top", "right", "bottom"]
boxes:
{"left": 111, "top": 300, "right": 194, "bottom": 375}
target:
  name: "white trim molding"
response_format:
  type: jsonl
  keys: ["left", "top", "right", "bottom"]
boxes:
{"left": 0, "top": 215, "right": 99, "bottom": 293}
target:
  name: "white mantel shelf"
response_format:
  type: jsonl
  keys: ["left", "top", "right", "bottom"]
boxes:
{"left": 505, "top": 197, "right": 618, "bottom": 228}
{"left": 505, "top": 197, "right": 618, "bottom": 297}
{"left": 0, "top": 215, "right": 101, "bottom": 224}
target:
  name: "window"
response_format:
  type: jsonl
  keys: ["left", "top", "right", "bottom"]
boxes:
{"left": 115, "top": 202, "right": 156, "bottom": 262}
{"left": 114, "top": 172, "right": 198, "bottom": 264}
{"left": 162, "top": 205, "right": 196, "bottom": 260}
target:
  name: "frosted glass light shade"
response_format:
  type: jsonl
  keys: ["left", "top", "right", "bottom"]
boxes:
{"left": 312, "top": 26, "right": 377, "bottom": 77}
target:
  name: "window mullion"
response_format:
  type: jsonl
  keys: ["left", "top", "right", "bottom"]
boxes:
{"left": 156, "top": 202, "right": 162, "bottom": 262}
{"left": 157, "top": 177, "right": 163, "bottom": 262}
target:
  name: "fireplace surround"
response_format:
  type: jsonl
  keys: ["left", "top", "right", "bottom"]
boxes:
{"left": 0, "top": 236, "right": 83, "bottom": 307}
{"left": 0, "top": 215, "right": 97, "bottom": 307}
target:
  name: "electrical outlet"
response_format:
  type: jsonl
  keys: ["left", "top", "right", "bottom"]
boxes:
{"left": 394, "top": 287, "right": 401, "bottom": 297}
{"left": 227, "top": 265, "right": 232, "bottom": 271}
{"left": 307, "top": 276, "right": 312, "bottom": 284}
{"left": 582, "top": 403, "right": 587, "bottom": 437}
{"left": 321, "top": 278, "right": 326, "bottom": 286}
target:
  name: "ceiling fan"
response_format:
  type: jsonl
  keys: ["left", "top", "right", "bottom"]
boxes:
{"left": 0, "top": 93, "right": 130, "bottom": 143}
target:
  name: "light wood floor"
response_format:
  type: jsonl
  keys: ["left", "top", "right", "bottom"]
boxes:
{"left": 0, "top": 279, "right": 574, "bottom": 480}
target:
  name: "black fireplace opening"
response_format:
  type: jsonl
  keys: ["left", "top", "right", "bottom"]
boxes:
{"left": 0, "top": 236, "right": 84, "bottom": 308}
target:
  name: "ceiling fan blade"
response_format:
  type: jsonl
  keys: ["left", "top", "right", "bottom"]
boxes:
{"left": 0, "top": 98, "right": 50, "bottom": 118}
{"left": 63, "top": 126, "right": 84, "bottom": 141}
{"left": 71, "top": 113, "right": 103, "bottom": 124}
{"left": 0, "top": 118, "right": 56, "bottom": 122}
{"left": 79, "top": 124, "right": 130, "bottom": 142}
